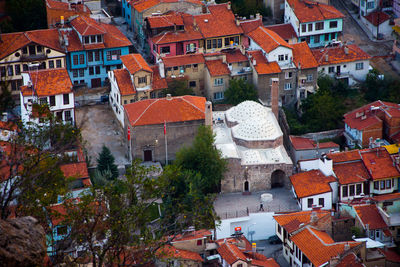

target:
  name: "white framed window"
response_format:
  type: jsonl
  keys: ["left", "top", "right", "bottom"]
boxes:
{"left": 213, "top": 91, "right": 224, "bottom": 100}
{"left": 356, "top": 62, "right": 364, "bottom": 70}
{"left": 306, "top": 74, "right": 313, "bottom": 81}
{"left": 214, "top": 78, "right": 224, "bottom": 86}
{"left": 284, "top": 83, "right": 292, "bottom": 90}
{"left": 285, "top": 72, "right": 293, "bottom": 79}
{"left": 278, "top": 55, "right": 284, "bottom": 61}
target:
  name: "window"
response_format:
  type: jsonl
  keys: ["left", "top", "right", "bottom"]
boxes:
{"left": 381, "top": 180, "right": 385, "bottom": 190}
{"left": 329, "top": 21, "right": 338, "bottom": 28}
{"left": 356, "top": 184, "right": 362, "bottom": 195}
{"left": 314, "top": 35, "right": 320, "bottom": 43}
{"left": 308, "top": 23, "right": 313, "bottom": 31}
{"left": 319, "top": 198, "right": 324, "bottom": 207}
{"left": 22, "top": 47, "right": 28, "bottom": 54}
{"left": 49, "top": 96, "right": 56, "bottom": 107}
{"left": 207, "top": 39, "right": 212, "bottom": 49}
{"left": 23, "top": 64, "right": 28, "bottom": 71}
{"left": 374, "top": 181, "right": 379, "bottom": 190}
{"left": 95, "top": 51, "right": 100, "bottom": 61}
{"left": 84, "top": 36, "right": 90, "bottom": 44}
{"left": 307, "top": 198, "right": 313, "bottom": 208}
{"left": 212, "top": 39, "right": 217, "bottom": 48}
{"left": 315, "top": 22, "right": 324, "bottom": 30}
{"left": 91, "top": 36, "right": 96, "bottom": 43}
{"left": 160, "top": 46, "right": 170, "bottom": 54}
{"left": 79, "top": 69, "right": 84, "bottom": 77}
{"left": 197, "top": 240, "right": 202, "bottom": 246}
{"left": 57, "top": 226, "right": 68, "bottom": 236}
{"left": 356, "top": 62, "right": 364, "bottom": 70}
{"left": 88, "top": 52, "right": 93, "bottom": 62}
{"left": 7, "top": 65, "right": 13, "bottom": 76}
{"left": 349, "top": 185, "right": 355, "bottom": 196}
{"left": 342, "top": 186, "right": 348, "bottom": 197}
{"left": 367, "top": 1, "right": 374, "bottom": 9}
{"left": 306, "top": 74, "right": 313, "bottom": 82}
{"left": 106, "top": 50, "right": 121, "bottom": 60}
{"left": 284, "top": 83, "right": 292, "bottom": 90}
{"left": 65, "top": 110, "right": 72, "bottom": 121}
{"left": 278, "top": 55, "right": 284, "bottom": 61}
{"left": 302, "top": 24, "right": 307, "bottom": 32}
{"left": 73, "top": 54, "right": 79, "bottom": 65}
{"left": 386, "top": 179, "right": 391, "bottom": 189}
{"left": 56, "top": 59, "right": 62, "bottom": 68}
{"left": 73, "top": 70, "right": 78, "bottom": 78}
{"left": 0, "top": 66, "right": 5, "bottom": 77}
{"left": 328, "top": 66, "right": 335, "bottom": 73}
{"left": 97, "top": 35, "right": 102, "bottom": 43}
{"left": 138, "top": 76, "right": 147, "bottom": 84}
{"left": 173, "top": 66, "right": 178, "bottom": 71}
{"left": 278, "top": 224, "right": 282, "bottom": 234}
{"left": 29, "top": 45, "right": 36, "bottom": 55}
{"left": 217, "top": 38, "right": 222, "bottom": 48}
{"left": 124, "top": 100, "right": 127, "bottom": 104}
{"left": 214, "top": 78, "right": 223, "bottom": 86}
{"left": 15, "top": 65, "right": 20, "bottom": 75}
{"left": 39, "top": 97, "right": 47, "bottom": 105}
{"left": 63, "top": 94, "right": 70, "bottom": 105}
{"left": 89, "top": 67, "right": 94, "bottom": 75}
{"left": 79, "top": 54, "right": 84, "bottom": 64}
{"left": 213, "top": 91, "right": 224, "bottom": 100}
{"left": 189, "top": 81, "right": 196, "bottom": 87}
{"left": 285, "top": 72, "right": 292, "bottom": 79}
{"left": 49, "top": 60, "right": 54, "bottom": 69}
{"left": 285, "top": 54, "right": 288, "bottom": 60}
{"left": 95, "top": 66, "right": 100, "bottom": 74}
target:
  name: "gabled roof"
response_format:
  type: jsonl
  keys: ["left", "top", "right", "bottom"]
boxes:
{"left": 125, "top": 95, "right": 206, "bottom": 127}
{"left": 333, "top": 161, "right": 369, "bottom": 185}
{"left": 60, "top": 162, "right": 89, "bottom": 179}
{"left": 121, "top": 54, "right": 153, "bottom": 75}
{"left": 360, "top": 148, "right": 400, "bottom": 180}
{"left": 290, "top": 169, "right": 336, "bottom": 198}
{"left": 286, "top": 0, "right": 345, "bottom": 23}
{"left": 354, "top": 204, "right": 388, "bottom": 230}
{"left": 205, "top": 59, "right": 230, "bottom": 76}
{"left": 247, "top": 50, "right": 281, "bottom": 75}
{"left": 217, "top": 241, "right": 247, "bottom": 265}
{"left": 162, "top": 54, "right": 205, "bottom": 68}
{"left": 21, "top": 69, "right": 72, "bottom": 97}
{"left": 172, "top": 229, "right": 212, "bottom": 242}
{"left": 146, "top": 13, "right": 184, "bottom": 29}
{"left": 336, "top": 253, "right": 365, "bottom": 267}
{"left": 373, "top": 192, "right": 400, "bottom": 202}
{"left": 113, "top": 69, "right": 136, "bottom": 96}
{"left": 265, "top": 23, "right": 298, "bottom": 41}
{"left": 150, "top": 23, "right": 203, "bottom": 45}
{"left": 224, "top": 49, "right": 248, "bottom": 63}
{"left": 248, "top": 26, "right": 291, "bottom": 53}
{"left": 364, "top": 11, "right": 390, "bottom": 26}
{"left": 274, "top": 210, "right": 331, "bottom": 233}
{"left": 291, "top": 226, "right": 361, "bottom": 267}
{"left": 70, "top": 15, "right": 106, "bottom": 36}
{"left": 327, "top": 150, "right": 362, "bottom": 163}
{"left": 290, "top": 135, "right": 338, "bottom": 150}
{"left": 150, "top": 65, "right": 168, "bottom": 91}
{"left": 157, "top": 245, "right": 203, "bottom": 262}
{"left": 46, "top": 0, "right": 90, "bottom": 25}
{"left": 240, "top": 18, "right": 263, "bottom": 34}
{"left": 46, "top": 0, "right": 90, "bottom": 13}
{"left": 292, "top": 42, "right": 319, "bottom": 69}
{"left": 132, "top": 0, "right": 203, "bottom": 13}
{"left": 312, "top": 44, "right": 371, "bottom": 66}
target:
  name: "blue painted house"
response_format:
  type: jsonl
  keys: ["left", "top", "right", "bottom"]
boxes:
{"left": 121, "top": 0, "right": 133, "bottom": 31}
{"left": 63, "top": 16, "right": 133, "bottom": 88}
{"left": 284, "top": 0, "right": 345, "bottom": 48}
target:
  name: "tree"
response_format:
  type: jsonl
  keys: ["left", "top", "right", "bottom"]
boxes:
{"left": 0, "top": 80, "right": 15, "bottom": 113}
{"left": 97, "top": 145, "right": 119, "bottom": 180}
{"left": 224, "top": 78, "right": 258, "bottom": 105}
{"left": 174, "top": 125, "right": 227, "bottom": 194}
{"left": 4, "top": 0, "right": 47, "bottom": 32}
{"left": 163, "top": 79, "right": 194, "bottom": 96}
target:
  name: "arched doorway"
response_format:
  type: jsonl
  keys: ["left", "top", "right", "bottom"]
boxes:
{"left": 244, "top": 181, "right": 249, "bottom": 192}
{"left": 271, "top": 170, "right": 286, "bottom": 188}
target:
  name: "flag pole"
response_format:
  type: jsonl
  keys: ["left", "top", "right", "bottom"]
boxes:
{"left": 164, "top": 121, "right": 168, "bottom": 165}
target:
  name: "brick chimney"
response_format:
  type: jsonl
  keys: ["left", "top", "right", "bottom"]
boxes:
{"left": 271, "top": 78, "right": 279, "bottom": 120}
{"left": 205, "top": 101, "right": 213, "bottom": 127}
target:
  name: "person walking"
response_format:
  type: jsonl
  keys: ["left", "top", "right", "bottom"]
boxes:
{"left": 259, "top": 202, "right": 264, "bottom": 211}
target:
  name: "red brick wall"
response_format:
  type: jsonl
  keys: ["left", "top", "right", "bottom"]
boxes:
{"left": 384, "top": 113, "right": 400, "bottom": 138}
{"left": 361, "top": 122, "right": 383, "bottom": 147}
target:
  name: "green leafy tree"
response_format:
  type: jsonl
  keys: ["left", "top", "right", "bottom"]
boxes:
{"left": 164, "top": 79, "right": 194, "bottom": 96}
{"left": 4, "top": 0, "right": 47, "bottom": 32}
{"left": 225, "top": 78, "right": 258, "bottom": 105}
{"left": 0, "top": 80, "right": 15, "bottom": 113}
{"left": 97, "top": 145, "right": 119, "bottom": 180}
{"left": 175, "top": 125, "right": 227, "bottom": 194}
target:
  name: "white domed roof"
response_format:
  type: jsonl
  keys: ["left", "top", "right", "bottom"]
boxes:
{"left": 226, "top": 101, "right": 270, "bottom": 123}
{"left": 232, "top": 120, "right": 277, "bottom": 140}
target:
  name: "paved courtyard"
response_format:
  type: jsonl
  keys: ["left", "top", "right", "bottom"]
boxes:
{"left": 76, "top": 105, "right": 129, "bottom": 168}
{"left": 214, "top": 187, "right": 300, "bottom": 219}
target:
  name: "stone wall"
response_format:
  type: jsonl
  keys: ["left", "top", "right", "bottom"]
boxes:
{"left": 332, "top": 217, "right": 355, "bottom": 242}
{"left": 300, "top": 129, "right": 343, "bottom": 141}
{"left": 232, "top": 135, "right": 283, "bottom": 149}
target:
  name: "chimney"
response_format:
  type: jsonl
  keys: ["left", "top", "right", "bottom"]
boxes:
{"left": 166, "top": 94, "right": 172, "bottom": 100}
{"left": 256, "top": 13, "right": 260, "bottom": 20}
{"left": 1, "top": 112, "right": 7, "bottom": 122}
{"left": 252, "top": 59, "right": 256, "bottom": 66}
{"left": 310, "top": 211, "right": 318, "bottom": 224}
{"left": 271, "top": 78, "right": 279, "bottom": 120}
{"left": 205, "top": 101, "right": 212, "bottom": 127}
{"left": 344, "top": 46, "right": 349, "bottom": 55}
{"left": 344, "top": 242, "right": 350, "bottom": 251}
{"left": 236, "top": 19, "right": 240, "bottom": 26}
{"left": 60, "top": 16, "right": 65, "bottom": 25}
{"left": 227, "top": 1, "right": 231, "bottom": 9}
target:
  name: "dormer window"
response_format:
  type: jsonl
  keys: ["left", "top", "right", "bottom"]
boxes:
{"left": 84, "top": 35, "right": 103, "bottom": 44}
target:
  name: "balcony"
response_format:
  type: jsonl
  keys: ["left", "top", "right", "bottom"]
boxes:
{"left": 335, "top": 71, "right": 350, "bottom": 78}
{"left": 20, "top": 53, "right": 47, "bottom": 62}
{"left": 230, "top": 67, "right": 252, "bottom": 76}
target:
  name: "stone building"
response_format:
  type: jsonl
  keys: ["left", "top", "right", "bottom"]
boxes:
{"left": 214, "top": 100, "right": 293, "bottom": 193}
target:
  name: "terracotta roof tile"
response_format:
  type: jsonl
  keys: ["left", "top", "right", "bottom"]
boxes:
{"left": 378, "top": 248, "right": 400, "bottom": 263}
{"left": 327, "top": 150, "right": 361, "bottom": 163}
{"left": 360, "top": 148, "right": 400, "bottom": 180}
{"left": 133, "top": 0, "right": 203, "bottom": 13}
{"left": 146, "top": 13, "right": 184, "bottom": 29}
{"left": 333, "top": 161, "right": 369, "bottom": 185}
{"left": 162, "top": 54, "right": 205, "bottom": 68}
{"left": 247, "top": 50, "right": 281, "bottom": 75}
{"left": 71, "top": 15, "right": 105, "bottom": 35}
{"left": 121, "top": 54, "right": 152, "bottom": 74}
{"left": 0, "top": 121, "right": 18, "bottom": 131}
{"left": 265, "top": 23, "right": 298, "bottom": 41}
{"left": 172, "top": 229, "right": 212, "bottom": 242}
{"left": 336, "top": 253, "right": 365, "bottom": 267}
{"left": 125, "top": 95, "right": 206, "bottom": 126}
{"left": 373, "top": 192, "right": 400, "bottom": 202}
{"left": 224, "top": 49, "right": 247, "bottom": 63}
{"left": 46, "top": 0, "right": 90, "bottom": 25}
{"left": 312, "top": 44, "right": 371, "bottom": 66}
{"left": 274, "top": 210, "right": 331, "bottom": 233}
{"left": 292, "top": 42, "right": 319, "bottom": 69}
{"left": 354, "top": 204, "right": 388, "bottom": 230}
{"left": 157, "top": 245, "right": 203, "bottom": 262}
{"left": 291, "top": 226, "right": 361, "bottom": 267}
{"left": 113, "top": 69, "right": 136, "bottom": 96}
{"left": 240, "top": 18, "right": 263, "bottom": 34}
{"left": 21, "top": 68, "right": 72, "bottom": 97}
{"left": 290, "top": 135, "right": 338, "bottom": 150}
{"left": 150, "top": 65, "right": 168, "bottom": 91}
{"left": 290, "top": 169, "right": 336, "bottom": 198}
{"left": 46, "top": 0, "right": 90, "bottom": 13}
{"left": 286, "top": 0, "right": 344, "bottom": 23}
{"left": 205, "top": 59, "right": 230, "bottom": 76}
{"left": 60, "top": 162, "right": 89, "bottom": 180}
{"left": 217, "top": 242, "right": 246, "bottom": 265}
{"left": 248, "top": 26, "right": 291, "bottom": 53}
{"left": 151, "top": 26, "right": 202, "bottom": 44}
{"left": 364, "top": 11, "right": 390, "bottom": 26}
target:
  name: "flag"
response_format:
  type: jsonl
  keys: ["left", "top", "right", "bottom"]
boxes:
{"left": 164, "top": 121, "right": 166, "bottom": 135}
{"left": 127, "top": 126, "right": 131, "bottom": 141}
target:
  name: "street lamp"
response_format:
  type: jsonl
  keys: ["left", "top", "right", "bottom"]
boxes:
{"left": 247, "top": 223, "right": 256, "bottom": 243}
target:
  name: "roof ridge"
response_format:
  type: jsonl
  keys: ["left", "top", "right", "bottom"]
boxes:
{"left": 132, "top": 99, "right": 159, "bottom": 126}
{"left": 260, "top": 26, "right": 280, "bottom": 47}
{"left": 180, "top": 96, "right": 205, "bottom": 114}
{"left": 132, "top": 54, "right": 143, "bottom": 73}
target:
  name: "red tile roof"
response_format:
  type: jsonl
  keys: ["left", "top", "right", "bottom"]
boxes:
{"left": 121, "top": 54, "right": 152, "bottom": 75}
{"left": 162, "top": 54, "right": 205, "bottom": 68}
{"left": 248, "top": 26, "right": 291, "bottom": 53}
{"left": 364, "top": 11, "right": 390, "bottom": 26}
{"left": 46, "top": 0, "right": 90, "bottom": 25}
{"left": 336, "top": 253, "right": 365, "bottom": 267}
{"left": 150, "top": 65, "right": 168, "bottom": 91}
{"left": 312, "top": 44, "right": 371, "bottom": 66}
{"left": 60, "top": 162, "right": 90, "bottom": 180}
{"left": 240, "top": 18, "right": 263, "bottom": 34}
{"left": 247, "top": 50, "right": 281, "bottom": 75}
{"left": 360, "top": 148, "right": 400, "bottom": 180}
{"left": 327, "top": 150, "right": 361, "bottom": 163}
{"left": 265, "top": 23, "right": 298, "bottom": 41}
{"left": 71, "top": 15, "right": 105, "bottom": 35}
{"left": 21, "top": 69, "right": 72, "bottom": 97}
{"left": 290, "top": 169, "right": 336, "bottom": 198}
{"left": 274, "top": 210, "right": 331, "bottom": 233}
{"left": 378, "top": 248, "right": 400, "bottom": 263}
{"left": 217, "top": 241, "right": 247, "bottom": 265}
{"left": 132, "top": 0, "right": 203, "bottom": 13}
{"left": 286, "top": 0, "right": 344, "bottom": 23}
{"left": 333, "top": 161, "right": 369, "bottom": 185}
{"left": 151, "top": 27, "right": 202, "bottom": 45}
{"left": 157, "top": 245, "right": 203, "bottom": 262}
{"left": 224, "top": 49, "right": 248, "bottom": 63}
{"left": 113, "top": 69, "right": 136, "bottom": 96}
{"left": 0, "top": 121, "right": 17, "bottom": 131}
{"left": 373, "top": 192, "right": 400, "bottom": 202}
{"left": 205, "top": 59, "right": 230, "bottom": 76}
{"left": 146, "top": 13, "right": 184, "bottom": 29}
{"left": 290, "top": 135, "right": 338, "bottom": 150}
{"left": 292, "top": 42, "right": 319, "bottom": 69}
{"left": 46, "top": 0, "right": 90, "bottom": 13}
{"left": 172, "top": 229, "right": 212, "bottom": 242}
{"left": 291, "top": 226, "right": 361, "bottom": 267}
{"left": 354, "top": 204, "right": 388, "bottom": 230}
{"left": 125, "top": 95, "right": 206, "bottom": 127}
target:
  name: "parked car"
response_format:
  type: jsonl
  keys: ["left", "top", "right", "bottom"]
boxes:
{"left": 267, "top": 235, "right": 282, "bottom": 244}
